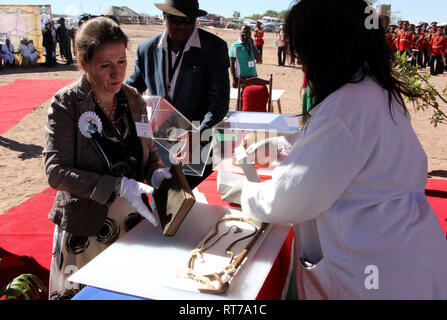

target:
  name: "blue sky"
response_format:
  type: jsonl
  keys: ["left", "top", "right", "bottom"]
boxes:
{"left": 0, "top": 0, "right": 445, "bottom": 23}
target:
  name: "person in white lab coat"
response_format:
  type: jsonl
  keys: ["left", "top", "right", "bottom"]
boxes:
{"left": 222, "top": 0, "right": 447, "bottom": 300}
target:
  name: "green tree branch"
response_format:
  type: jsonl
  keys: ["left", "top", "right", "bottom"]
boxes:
{"left": 394, "top": 52, "right": 447, "bottom": 127}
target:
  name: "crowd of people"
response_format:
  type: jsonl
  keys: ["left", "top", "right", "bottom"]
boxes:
{"left": 42, "top": 17, "right": 74, "bottom": 67}
{"left": 386, "top": 20, "right": 447, "bottom": 75}
{"left": 24, "top": 0, "right": 447, "bottom": 300}
{"left": 0, "top": 17, "right": 74, "bottom": 69}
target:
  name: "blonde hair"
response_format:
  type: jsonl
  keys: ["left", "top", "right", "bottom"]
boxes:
{"left": 75, "top": 16, "right": 128, "bottom": 64}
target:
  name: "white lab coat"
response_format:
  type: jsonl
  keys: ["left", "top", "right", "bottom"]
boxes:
{"left": 241, "top": 76, "right": 447, "bottom": 299}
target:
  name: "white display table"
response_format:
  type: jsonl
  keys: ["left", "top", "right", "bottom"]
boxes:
{"left": 69, "top": 201, "right": 291, "bottom": 300}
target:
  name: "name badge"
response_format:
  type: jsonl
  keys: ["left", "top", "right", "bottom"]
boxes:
{"left": 248, "top": 61, "right": 255, "bottom": 68}
{"left": 135, "top": 122, "right": 153, "bottom": 138}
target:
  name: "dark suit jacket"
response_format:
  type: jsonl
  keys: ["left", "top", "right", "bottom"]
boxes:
{"left": 126, "top": 28, "right": 230, "bottom": 134}
{"left": 42, "top": 27, "right": 54, "bottom": 53}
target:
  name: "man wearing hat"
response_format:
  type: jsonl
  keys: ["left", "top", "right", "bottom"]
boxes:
{"left": 56, "top": 17, "right": 73, "bottom": 65}
{"left": 396, "top": 24, "right": 412, "bottom": 55}
{"left": 429, "top": 27, "right": 445, "bottom": 75}
{"left": 127, "top": 0, "right": 230, "bottom": 188}
{"left": 18, "top": 37, "right": 31, "bottom": 66}
{"left": 42, "top": 19, "right": 55, "bottom": 67}
{"left": 420, "top": 23, "right": 431, "bottom": 68}
{"left": 430, "top": 22, "right": 438, "bottom": 36}
{"left": 377, "top": 4, "right": 391, "bottom": 31}
{"left": 396, "top": 20, "right": 403, "bottom": 36}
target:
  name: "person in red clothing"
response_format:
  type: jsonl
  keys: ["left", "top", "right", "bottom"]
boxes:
{"left": 408, "top": 25, "right": 418, "bottom": 67}
{"left": 396, "top": 20, "right": 403, "bottom": 32}
{"left": 443, "top": 27, "right": 447, "bottom": 72}
{"left": 385, "top": 27, "right": 396, "bottom": 52}
{"left": 429, "top": 27, "right": 445, "bottom": 75}
{"left": 420, "top": 23, "right": 430, "bottom": 68}
{"left": 253, "top": 20, "right": 264, "bottom": 64}
{"left": 414, "top": 27, "right": 428, "bottom": 68}
{"left": 430, "top": 22, "right": 438, "bottom": 35}
{"left": 396, "top": 25, "right": 412, "bottom": 55}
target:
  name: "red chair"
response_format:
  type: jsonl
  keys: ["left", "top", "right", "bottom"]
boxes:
{"left": 236, "top": 74, "right": 273, "bottom": 113}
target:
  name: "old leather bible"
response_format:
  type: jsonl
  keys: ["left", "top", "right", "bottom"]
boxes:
{"left": 153, "top": 164, "right": 196, "bottom": 236}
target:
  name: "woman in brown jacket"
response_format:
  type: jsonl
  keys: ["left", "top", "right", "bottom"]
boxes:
{"left": 44, "top": 17, "right": 171, "bottom": 299}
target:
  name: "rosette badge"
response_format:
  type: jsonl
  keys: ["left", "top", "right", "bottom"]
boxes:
{"left": 78, "top": 111, "right": 103, "bottom": 138}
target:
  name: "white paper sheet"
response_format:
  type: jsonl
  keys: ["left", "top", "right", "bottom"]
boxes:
{"left": 69, "top": 202, "right": 291, "bottom": 300}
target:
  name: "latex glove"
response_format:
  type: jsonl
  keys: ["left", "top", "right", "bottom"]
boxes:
{"left": 221, "top": 179, "right": 244, "bottom": 205}
{"left": 151, "top": 168, "right": 172, "bottom": 189}
{"left": 119, "top": 177, "right": 158, "bottom": 226}
{"left": 244, "top": 136, "right": 292, "bottom": 166}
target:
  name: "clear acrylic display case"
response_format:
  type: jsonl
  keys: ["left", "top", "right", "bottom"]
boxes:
{"left": 146, "top": 96, "right": 211, "bottom": 177}
{"left": 212, "top": 112, "right": 301, "bottom": 176}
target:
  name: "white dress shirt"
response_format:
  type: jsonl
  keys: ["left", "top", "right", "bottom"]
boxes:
{"left": 241, "top": 76, "right": 447, "bottom": 299}
{"left": 157, "top": 26, "right": 201, "bottom": 100}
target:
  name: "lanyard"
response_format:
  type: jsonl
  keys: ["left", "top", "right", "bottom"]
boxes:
{"left": 167, "top": 40, "right": 185, "bottom": 89}
{"left": 243, "top": 43, "right": 252, "bottom": 58}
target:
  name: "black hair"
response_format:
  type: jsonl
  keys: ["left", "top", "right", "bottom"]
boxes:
{"left": 285, "top": 0, "right": 420, "bottom": 114}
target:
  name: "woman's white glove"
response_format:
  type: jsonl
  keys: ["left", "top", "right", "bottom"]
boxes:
{"left": 221, "top": 180, "right": 244, "bottom": 205}
{"left": 244, "top": 136, "right": 292, "bottom": 166}
{"left": 119, "top": 177, "right": 158, "bottom": 227}
{"left": 151, "top": 168, "right": 172, "bottom": 189}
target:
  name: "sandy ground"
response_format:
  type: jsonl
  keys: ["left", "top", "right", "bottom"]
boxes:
{"left": 0, "top": 24, "right": 446, "bottom": 215}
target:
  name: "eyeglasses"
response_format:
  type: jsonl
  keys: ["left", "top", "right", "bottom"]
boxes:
{"left": 165, "top": 13, "right": 196, "bottom": 25}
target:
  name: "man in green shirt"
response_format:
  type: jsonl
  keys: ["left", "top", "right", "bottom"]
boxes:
{"left": 229, "top": 25, "right": 261, "bottom": 88}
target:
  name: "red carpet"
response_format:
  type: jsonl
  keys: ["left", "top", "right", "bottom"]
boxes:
{"left": 1, "top": 177, "right": 447, "bottom": 299}
{"left": 0, "top": 188, "right": 55, "bottom": 299}
{"left": 426, "top": 179, "right": 447, "bottom": 237}
{"left": 0, "top": 188, "right": 56, "bottom": 269}
{"left": 0, "top": 79, "right": 74, "bottom": 135}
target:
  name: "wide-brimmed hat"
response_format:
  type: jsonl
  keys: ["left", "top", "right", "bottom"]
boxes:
{"left": 155, "top": 0, "right": 207, "bottom": 18}
{"left": 377, "top": 4, "right": 391, "bottom": 18}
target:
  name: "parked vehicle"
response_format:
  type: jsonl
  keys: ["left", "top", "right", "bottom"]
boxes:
{"left": 262, "top": 16, "right": 282, "bottom": 25}
{"left": 226, "top": 20, "right": 244, "bottom": 29}
{"left": 263, "top": 23, "right": 277, "bottom": 32}
{"left": 197, "top": 14, "right": 225, "bottom": 28}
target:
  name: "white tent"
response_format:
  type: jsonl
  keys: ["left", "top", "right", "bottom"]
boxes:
{"left": 103, "top": 6, "right": 140, "bottom": 24}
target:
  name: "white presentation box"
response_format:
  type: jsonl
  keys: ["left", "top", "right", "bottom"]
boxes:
{"left": 146, "top": 96, "right": 211, "bottom": 177}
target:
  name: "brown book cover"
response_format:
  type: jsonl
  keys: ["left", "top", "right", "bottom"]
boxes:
{"left": 153, "top": 164, "right": 196, "bottom": 237}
